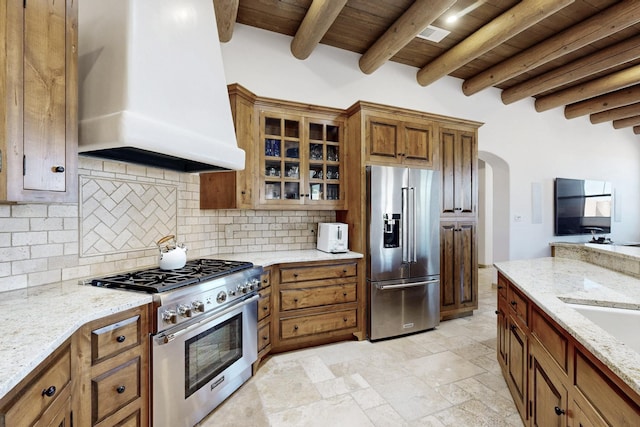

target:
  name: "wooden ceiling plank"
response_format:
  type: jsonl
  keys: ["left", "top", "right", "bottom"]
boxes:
{"left": 534, "top": 64, "right": 640, "bottom": 112}
{"left": 290, "top": 0, "right": 348, "bottom": 60}
{"left": 612, "top": 115, "right": 640, "bottom": 129}
{"left": 590, "top": 102, "right": 640, "bottom": 124}
{"left": 416, "top": 0, "right": 575, "bottom": 87}
{"left": 502, "top": 35, "right": 640, "bottom": 104}
{"left": 564, "top": 84, "right": 640, "bottom": 119}
{"left": 463, "top": 0, "right": 640, "bottom": 96}
{"left": 214, "top": 0, "right": 239, "bottom": 42}
{"left": 359, "top": 0, "right": 456, "bottom": 74}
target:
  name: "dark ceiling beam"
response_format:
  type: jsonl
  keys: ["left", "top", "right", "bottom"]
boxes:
{"left": 613, "top": 115, "right": 640, "bottom": 129}
{"left": 290, "top": 0, "right": 348, "bottom": 60}
{"left": 213, "top": 0, "right": 239, "bottom": 43}
{"left": 564, "top": 84, "right": 640, "bottom": 119}
{"left": 590, "top": 102, "right": 640, "bottom": 124}
{"left": 502, "top": 35, "right": 640, "bottom": 105}
{"left": 535, "top": 64, "right": 640, "bottom": 112}
{"left": 359, "top": 0, "right": 455, "bottom": 74}
{"left": 463, "top": 1, "right": 640, "bottom": 96}
{"left": 417, "top": 0, "right": 573, "bottom": 87}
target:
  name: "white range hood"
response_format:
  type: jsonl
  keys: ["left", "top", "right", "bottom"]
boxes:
{"left": 78, "top": 0, "right": 244, "bottom": 172}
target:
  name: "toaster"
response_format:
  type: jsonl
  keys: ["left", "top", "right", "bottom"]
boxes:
{"left": 317, "top": 222, "right": 349, "bottom": 253}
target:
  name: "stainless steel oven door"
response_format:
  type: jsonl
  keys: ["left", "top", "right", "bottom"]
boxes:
{"left": 152, "top": 294, "right": 258, "bottom": 427}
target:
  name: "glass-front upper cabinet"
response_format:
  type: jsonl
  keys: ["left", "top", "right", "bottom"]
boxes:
{"left": 259, "top": 110, "right": 344, "bottom": 208}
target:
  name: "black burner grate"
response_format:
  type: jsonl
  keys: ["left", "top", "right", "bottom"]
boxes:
{"left": 91, "top": 259, "right": 253, "bottom": 293}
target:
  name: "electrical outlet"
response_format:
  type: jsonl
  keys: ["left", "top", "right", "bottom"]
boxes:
{"left": 514, "top": 215, "right": 523, "bottom": 222}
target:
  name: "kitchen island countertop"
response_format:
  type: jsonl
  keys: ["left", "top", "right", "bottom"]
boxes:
{"left": 494, "top": 257, "right": 640, "bottom": 395}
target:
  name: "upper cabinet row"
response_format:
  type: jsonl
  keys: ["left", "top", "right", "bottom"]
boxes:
{"left": 201, "top": 85, "right": 347, "bottom": 210}
{"left": 1, "top": 0, "right": 78, "bottom": 203}
{"left": 201, "top": 86, "right": 481, "bottom": 215}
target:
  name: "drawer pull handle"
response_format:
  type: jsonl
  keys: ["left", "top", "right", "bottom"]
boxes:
{"left": 52, "top": 166, "right": 65, "bottom": 173}
{"left": 42, "top": 386, "right": 56, "bottom": 397}
{"left": 554, "top": 406, "right": 565, "bottom": 416}
{"left": 116, "top": 385, "right": 126, "bottom": 394}
{"left": 343, "top": 269, "right": 348, "bottom": 273}
{"left": 116, "top": 335, "right": 126, "bottom": 343}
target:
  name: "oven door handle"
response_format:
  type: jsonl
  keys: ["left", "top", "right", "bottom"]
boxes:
{"left": 156, "top": 294, "right": 260, "bottom": 345}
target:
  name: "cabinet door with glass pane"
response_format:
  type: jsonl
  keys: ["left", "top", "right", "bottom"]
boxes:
{"left": 259, "top": 109, "right": 345, "bottom": 209}
{"left": 306, "top": 118, "right": 344, "bottom": 208}
{"left": 261, "top": 112, "right": 304, "bottom": 206}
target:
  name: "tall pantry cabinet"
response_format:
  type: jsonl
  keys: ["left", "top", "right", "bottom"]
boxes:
{"left": 340, "top": 101, "right": 481, "bottom": 324}
{"left": 1, "top": 0, "right": 78, "bottom": 203}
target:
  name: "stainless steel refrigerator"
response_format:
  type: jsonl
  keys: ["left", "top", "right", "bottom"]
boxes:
{"left": 367, "top": 165, "right": 440, "bottom": 341}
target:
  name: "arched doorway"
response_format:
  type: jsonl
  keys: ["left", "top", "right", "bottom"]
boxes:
{"left": 478, "top": 151, "right": 510, "bottom": 265}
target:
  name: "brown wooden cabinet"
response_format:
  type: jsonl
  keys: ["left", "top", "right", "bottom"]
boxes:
{"left": 497, "top": 272, "right": 640, "bottom": 427}
{"left": 440, "top": 221, "right": 478, "bottom": 320}
{"left": 0, "top": 343, "right": 72, "bottom": 427}
{"left": 75, "top": 305, "right": 151, "bottom": 427}
{"left": 440, "top": 127, "right": 477, "bottom": 218}
{"left": 365, "top": 112, "right": 435, "bottom": 167}
{"left": 201, "top": 84, "right": 346, "bottom": 210}
{"left": 255, "top": 268, "right": 272, "bottom": 371}
{"left": 0, "top": 0, "right": 78, "bottom": 203}
{"left": 271, "top": 259, "right": 363, "bottom": 353}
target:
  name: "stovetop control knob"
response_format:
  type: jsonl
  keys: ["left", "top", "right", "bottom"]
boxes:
{"left": 178, "top": 304, "right": 192, "bottom": 318}
{"left": 251, "top": 278, "right": 260, "bottom": 290}
{"left": 228, "top": 289, "right": 236, "bottom": 297}
{"left": 237, "top": 284, "right": 248, "bottom": 294}
{"left": 162, "top": 309, "right": 177, "bottom": 324}
{"left": 216, "top": 291, "right": 228, "bottom": 303}
{"left": 192, "top": 300, "right": 205, "bottom": 313}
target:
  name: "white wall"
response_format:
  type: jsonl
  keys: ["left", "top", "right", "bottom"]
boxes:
{"left": 221, "top": 24, "right": 640, "bottom": 260}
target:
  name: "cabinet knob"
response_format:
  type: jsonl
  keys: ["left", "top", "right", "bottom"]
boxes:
{"left": 42, "top": 386, "right": 56, "bottom": 397}
{"left": 343, "top": 317, "right": 348, "bottom": 322}
{"left": 116, "top": 385, "right": 126, "bottom": 394}
{"left": 262, "top": 335, "right": 269, "bottom": 341}
{"left": 510, "top": 301, "right": 517, "bottom": 306}
{"left": 294, "top": 325, "right": 299, "bottom": 330}
{"left": 494, "top": 310, "right": 499, "bottom": 315}
{"left": 294, "top": 298, "right": 298, "bottom": 303}
{"left": 497, "top": 285, "right": 504, "bottom": 289}
{"left": 116, "top": 335, "right": 126, "bottom": 343}
{"left": 554, "top": 406, "right": 566, "bottom": 416}
{"left": 52, "top": 166, "right": 65, "bottom": 173}
{"left": 510, "top": 324, "right": 516, "bottom": 332}
{"left": 263, "top": 305, "right": 269, "bottom": 311}
{"left": 293, "top": 273, "right": 299, "bottom": 278}
{"left": 343, "top": 292, "right": 348, "bottom": 296}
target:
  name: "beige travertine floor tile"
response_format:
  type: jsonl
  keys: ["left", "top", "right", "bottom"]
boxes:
{"left": 200, "top": 267, "right": 524, "bottom": 426}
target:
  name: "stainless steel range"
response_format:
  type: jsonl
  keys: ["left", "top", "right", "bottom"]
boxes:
{"left": 90, "top": 259, "right": 263, "bottom": 427}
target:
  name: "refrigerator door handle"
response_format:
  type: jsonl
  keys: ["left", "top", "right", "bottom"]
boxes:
{"left": 375, "top": 279, "right": 439, "bottom": 290}
{"left": 410, "top": 186, "right": 417, "bottom": 263}
{"left": 401, "top": 187, "right": 409, "bottom": 263}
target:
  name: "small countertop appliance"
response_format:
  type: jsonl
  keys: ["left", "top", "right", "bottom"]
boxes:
{"left": 317, "top": 222, "right": 348, "bottom": 253}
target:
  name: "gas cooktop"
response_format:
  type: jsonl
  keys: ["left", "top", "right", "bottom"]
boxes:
{"left": 90, "top": 259, "right": 254, "bottom": 293}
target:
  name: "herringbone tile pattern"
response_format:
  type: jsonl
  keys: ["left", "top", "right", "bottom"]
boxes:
{"left": 79, "top": 176, "right": 178, "bottom": 255}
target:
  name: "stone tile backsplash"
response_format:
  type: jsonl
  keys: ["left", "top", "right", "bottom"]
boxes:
{"left": 0, "top": 158, "right": 335, "bottom": 292}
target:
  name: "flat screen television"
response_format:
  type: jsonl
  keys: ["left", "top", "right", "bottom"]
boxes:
{"left": 554, "top": 178, "right": 612, "bottom": 236}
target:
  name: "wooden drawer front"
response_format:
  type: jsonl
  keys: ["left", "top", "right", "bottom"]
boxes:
{"left": 280, "top": 283, "right": 357, "bottom": 311}
{"left": 497, "top": 273, "right": 508, "bottom": 300}
{"left": 574, "top": 351, "right": 640, "bottom": 426}
{"left": 280, "top": 263, "right": 357, "bottom": 283}
{"left": 280, "top": 309, "right": 357, "bottom": 339}
{"left": 258, "top": 287, "right": 272, "bottom": 321}
{"left": 531, "top": 307, "right": 568, "bottom": 373}
{"left": 92, "top": 315, "right": 140, "bottom": 363}
{"left": 261, "top": 270, "right": 271, "bottom": 290}
{"left": 3, "top": 347, "right": 71, "bottom": 426}
{"left": 92, "top": 357, "right": 141, "bottom": 424}
{"left": 507, "top": 286, "right": 528, "bottom": 326}
{"left": 258, "top": 321, "right": 271, "bottom": 352}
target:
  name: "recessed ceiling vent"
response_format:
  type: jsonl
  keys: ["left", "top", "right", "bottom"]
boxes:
{"left": 416, "top": 25, "right": 451, "bottom": 43}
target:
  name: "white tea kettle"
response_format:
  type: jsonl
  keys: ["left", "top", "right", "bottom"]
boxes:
{"left": 157, "top": 235, "right": 187, "bottom": 270}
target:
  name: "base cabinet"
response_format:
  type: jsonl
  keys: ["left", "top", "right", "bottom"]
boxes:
{"left": 497, "top": 272, "right": 640, "bottom": 427}
{"left": 440, "top": 221, "right": 478, "bottom": 319}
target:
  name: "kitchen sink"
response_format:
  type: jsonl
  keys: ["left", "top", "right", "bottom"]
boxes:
{"left": 566, "top": 303, "right": 640, "bottom": 354}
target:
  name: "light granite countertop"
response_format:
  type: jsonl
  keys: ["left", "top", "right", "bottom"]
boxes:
{"left": 0, "top": 281, "right": 152, "bottom": 401}
{"left": 494, "top": 257, "right": 640, "bottom": 395}
{"left": 552, "top": 241, "right": 640, "bottom": 260}
{"left": 0, "top": 249, "right": 362, "bottom": 402}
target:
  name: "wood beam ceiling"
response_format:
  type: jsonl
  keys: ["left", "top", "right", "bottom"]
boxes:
{"left": 221, "top": 0, "right": 640, "bottom": 136}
